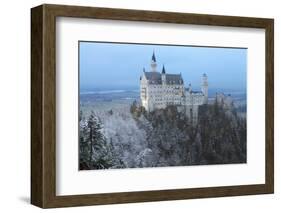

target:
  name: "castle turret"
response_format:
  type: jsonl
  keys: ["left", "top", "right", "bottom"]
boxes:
{"left": 201, "top": 73, "right": 208, "bottom": 104}
{"left": 151, "top": 51, "right": 157, "bottom": 72}
{"left": 161, "top": 65, "right": 166, "bottom": 85}
{"left": 188, "top": 83, "right": 192, "bottom": 92}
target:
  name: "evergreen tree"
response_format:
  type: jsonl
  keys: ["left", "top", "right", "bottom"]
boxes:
{"left": 79, "top": 111, "right": 124, "bottom": 170}
{"left": 79, "top": 110, "right": 90, "bottom": 169}
{"left": 86, "top": 111, "right": 111, "bottom": 169}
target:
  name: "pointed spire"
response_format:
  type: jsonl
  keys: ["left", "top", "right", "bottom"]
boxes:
{"left": 152, "top": 51, "right": 156, "bottom": 62}
{"left": 151, "top": 51, "right": 157, "bottom": 72}
{"left": 162, "top": 64, "right": 166, "bottom": 74}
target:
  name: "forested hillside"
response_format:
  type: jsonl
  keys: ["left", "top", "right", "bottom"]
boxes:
{"left": 79, "top": 100, "right": 246, "bottom": 170}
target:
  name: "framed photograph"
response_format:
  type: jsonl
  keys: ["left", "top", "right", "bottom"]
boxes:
{"left": 31, "top": 4, "right": 274, "bottom": 208}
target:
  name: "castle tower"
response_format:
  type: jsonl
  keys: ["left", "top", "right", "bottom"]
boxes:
{"left": 188, "top": 83, "right": 192, "bottom": 92}
{"left": 151, "top": 51, "right": 157, "bottom": 72}
{"left": 201, "top": 73, "right": 208, "bottom": 104}
{"left": 161, "top": 65, "right": 166, "bottom": 85}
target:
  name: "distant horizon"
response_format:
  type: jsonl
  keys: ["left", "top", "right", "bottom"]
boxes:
{"left": 79, "top": 87, "right": 246, "bottom": 100}
{"left": 80, "top": 41, "right": 247, "bottom": 91}
{"left": 80, "top": 86, "right": 246, "bottom": 93}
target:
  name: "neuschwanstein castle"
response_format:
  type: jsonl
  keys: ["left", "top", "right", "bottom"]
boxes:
{"left": 140, "top": 52, "right": 208, "bottom": 122}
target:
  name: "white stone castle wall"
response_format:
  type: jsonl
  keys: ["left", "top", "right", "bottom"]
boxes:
{"left": 144, "top": 84, "right": 186, "bottom": 111}
{"left": 140, "top": 72, "right": 207, "bottom": 123}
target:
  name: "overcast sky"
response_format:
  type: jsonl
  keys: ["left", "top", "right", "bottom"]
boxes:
{"left": 79, "top": 41, "right": 247, "bottom": 91}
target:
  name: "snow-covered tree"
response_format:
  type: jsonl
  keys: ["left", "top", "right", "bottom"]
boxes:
{"left": 79, "top": 111, "right": 124, "bottom": 170}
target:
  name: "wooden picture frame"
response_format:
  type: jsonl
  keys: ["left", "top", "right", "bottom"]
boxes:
{"left": 31, "top": 4, "right": 274, "bottom": 208}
